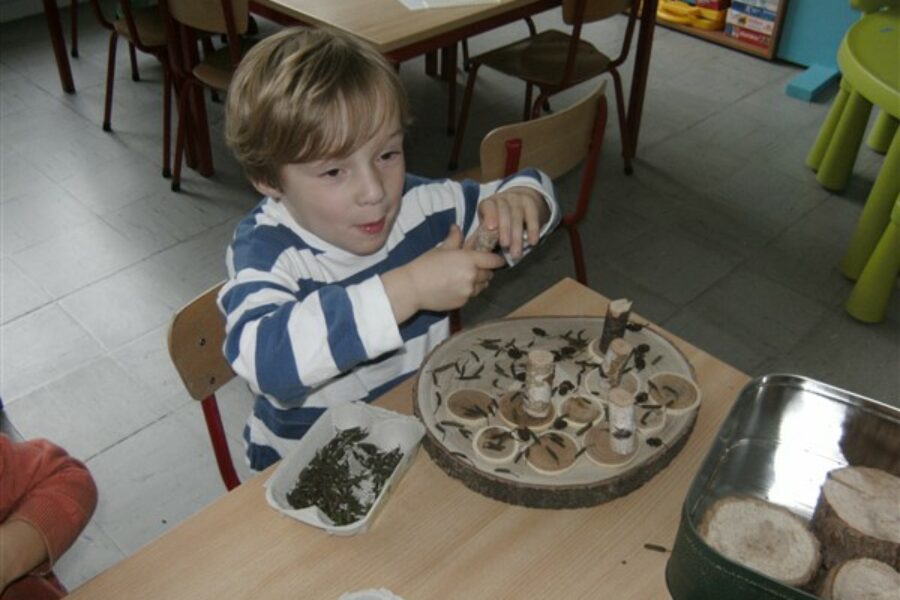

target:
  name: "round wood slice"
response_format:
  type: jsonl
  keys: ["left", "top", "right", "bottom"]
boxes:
{"left": 561, "top": 394, "right": 602, "bottom": 424}
{"left": 472, "top": 426, "right": 518, "bottom": 464}
{"left": 414, "top": 316, "right": 699, "bottom": 509}
{"left": 812, "top": 466, "right": 900, "bottom": 570}
{"left": 698, "top": 496, "right": 821, "bottom": 587}
{"left": 648, "top": 372, "right": 700, "bottom": 415}
{"left": 525, "top": 432, "right": 578, "bottom": 475}
{"left": 497, "top": 390, "right": 556, "bottom": 431}
{"left": 584, "top": 424, "right": 639, "bottom": 467}
{"left": 447, "top": 389, "right": 495, "bottom": 424}
{"left": 820, "top": 558, "right": 900, "bottom": 600}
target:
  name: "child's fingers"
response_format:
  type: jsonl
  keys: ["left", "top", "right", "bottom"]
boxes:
{"left": 478, "top": 197, "right": 499, "bottom": 232}
{"left": 441, "top": 224, "right": 464, "bottom": 250}
{"left": 472, "top": 250, "right": 507, "bottom": 270}
{"left": 523, "top": 199, "right": 541, "bottom": 246}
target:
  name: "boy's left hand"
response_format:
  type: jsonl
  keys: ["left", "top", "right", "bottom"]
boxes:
{"left": 474, "top": 186, "right": 549, "bottom": 260}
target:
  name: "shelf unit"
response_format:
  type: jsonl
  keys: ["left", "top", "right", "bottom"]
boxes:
{"left": 657, "top": 1, "right": 788, "bottom": 60}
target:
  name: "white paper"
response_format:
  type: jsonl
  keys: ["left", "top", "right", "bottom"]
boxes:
{"left": 397, "top": 0, "right": 503, "bottom": 10}
{"left": 265, "top": 402, "right": 425, "bottom": 535}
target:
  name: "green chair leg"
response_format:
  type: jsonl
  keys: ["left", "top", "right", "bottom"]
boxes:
{"left": 867, "top": 110, "right": 898, "bottom": 154}
{"left": 840, "top": 128, "right": 900, "bottom": 279}
{"left": 817, "top": 90, "right": 874, "bottom": 191}
{"left": 807, "top": 78, "right": 852, "bottom": 171}
{"left": 845, "top": 196, "right": 900, "bottom": 323}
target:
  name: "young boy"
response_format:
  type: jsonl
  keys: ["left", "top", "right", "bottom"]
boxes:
{"left": 220, "top": 27, "right": 559, "bottom": 471}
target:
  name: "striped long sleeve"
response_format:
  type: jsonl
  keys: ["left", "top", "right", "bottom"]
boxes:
{"left": 219, "top": 169, "right": 557, "bottom": 469}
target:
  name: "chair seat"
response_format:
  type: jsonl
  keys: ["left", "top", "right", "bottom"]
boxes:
{"left": 192, "top": 39, "right": 256, "bottom": 92}
{"left": 113, "top": 6, "right": 166, "bottom": 48}
{"left": 472, "top": 29, "right": 611, "bottom": 88}
{"left": 839, "top": 5, "right": 900, "bottom": 119}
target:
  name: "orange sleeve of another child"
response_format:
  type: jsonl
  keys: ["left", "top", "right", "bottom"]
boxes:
{"left": 0, "top": 435, "right": 98, "bottom": 573}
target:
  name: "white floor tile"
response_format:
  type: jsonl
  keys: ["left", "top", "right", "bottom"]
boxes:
{"left": 0, "top": 303, "right": 105, "bottom": 402}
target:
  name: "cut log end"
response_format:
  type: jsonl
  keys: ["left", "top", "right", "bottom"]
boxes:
{"left": 699, "top": 496, "right": 821, "bottom": 587}
{"left": 812, "top": 466, "right": 900, "bottom": 571}
{"left": 820, "top": 558, "right": 900, "bottom": 600}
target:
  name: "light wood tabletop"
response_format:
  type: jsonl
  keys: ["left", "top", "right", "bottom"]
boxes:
{"left": 250, "top": 0, "right": 560, "bottom": 58}
{"left": 69, "top": 278, "right": 749, "bottom": 599}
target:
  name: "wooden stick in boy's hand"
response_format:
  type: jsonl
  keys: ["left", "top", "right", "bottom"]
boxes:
{"left": 473, "top": 225, "right": 500, "bottom": 252}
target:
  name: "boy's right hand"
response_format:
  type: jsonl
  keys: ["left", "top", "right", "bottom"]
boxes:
{"left": 383, "top": 225, "right": 506, "bottom": 323}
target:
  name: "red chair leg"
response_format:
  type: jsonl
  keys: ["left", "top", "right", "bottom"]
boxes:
{"left": 610, "top": 68, "right": 632, "bottom": 175}
{"left": 171, "top": 81, "right": 193, "bottom": 192}
{"left": 450, "top": 309, "right": 462, "bottom": 334}
{"left": 102, "top": 31, "right": 117, "bottom": 132}
{"left": 567, "top": 224, "right": 588, "bottom": 285}
{"left": 201, "top": 395, "right": 241, "bottom": 491}
{"left": 70, "top": 0, "right": 78, "bottom": 57}
{"left": 162, "top": 63, "right": 172, "bottom": 179}
{"left": 128, "top": 42, "right": 140, "bottom": 81}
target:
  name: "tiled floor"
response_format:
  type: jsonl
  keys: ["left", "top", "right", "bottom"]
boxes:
{"left": 1, "top": 4, "right": 897, "bottom": 593}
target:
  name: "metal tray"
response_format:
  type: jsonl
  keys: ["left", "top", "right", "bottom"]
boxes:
{"left": 667, "top": 374, "right": 900, "bottom": 600}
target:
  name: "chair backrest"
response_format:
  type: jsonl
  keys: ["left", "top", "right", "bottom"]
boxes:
{"left": 479, "top": 82, "right": 607, "bottom": 182}
{"left": 169, "top": 282, "right": 241, "bottom": 490}
{"left": 563, "top": 0, "right": 632, "bottom": 24}
{"left": 168, "top": 282, "right": 235, "bottom": 401}
{"left": 166, "top": 0, "right": 249, "bottom": 35}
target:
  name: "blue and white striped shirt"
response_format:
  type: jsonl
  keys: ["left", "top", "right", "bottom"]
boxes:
{"left": 218, "top": 170, "right": 558, "bottom": 470}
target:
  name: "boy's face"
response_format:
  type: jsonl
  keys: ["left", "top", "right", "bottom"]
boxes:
{"left": 258, "top": 114, "right": 406, "bottom": 256}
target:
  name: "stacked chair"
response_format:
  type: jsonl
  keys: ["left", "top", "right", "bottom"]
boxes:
{"left": 159, "top": 0, "right": 251, "bottom": 192}
{"left": 90, "top": 0, "right": 172, "bottom": 177}
{"left": 449, "top": 0, "right": 638, "bottom": 174}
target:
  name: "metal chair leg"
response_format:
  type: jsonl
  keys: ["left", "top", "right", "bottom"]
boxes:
{"left": 102, "top": 31, "right": 118, "bottom": 132}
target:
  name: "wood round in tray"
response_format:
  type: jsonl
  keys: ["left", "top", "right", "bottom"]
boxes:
{"left": 498, "top": 390, "right": 556, "bottom": 431}
{"left": 648, "top": 372, "right": 699, "bottom": 415}
{"left": 820, "top": 558, "right": 900, "bottom": 600}
{"left": 811, "top": 466, "right": 900, "bottom": 570}
{"left": 560, "top": 394, "right": 602, "bottom": 424}
{"left": 473, "top": 426, "right": 518, "bottom": 464}
{"left": 584, "top": 424, "right": 638, "bottom": 467}
{"left": 698, "top": 496, "right": 821, "bottom": 587}
{"left": 414, "top": 316, "right": 699, "bottom": 509}
{"left": 447, "top": 389, "right": 495, "bottom": 423}
{"left": 525, "top": 432, "right": 578, "bottom": 474}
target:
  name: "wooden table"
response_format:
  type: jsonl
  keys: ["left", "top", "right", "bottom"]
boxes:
{"left": 69, "top": 278, "right": 749, "bottom": 599}
{"left": 186, "top": 0, "right": 658, "bottom": 177}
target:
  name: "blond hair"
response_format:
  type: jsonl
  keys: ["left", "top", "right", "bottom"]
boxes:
{"left": 225, "top": 27, "right": 410, "bottom": 190}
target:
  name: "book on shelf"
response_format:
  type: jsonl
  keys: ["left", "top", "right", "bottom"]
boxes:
{"left": 734, "top": 0, "right": 780, "bottom": 11}
{"left": 696, "top": 0, "right": 731, "bottom": 8}
{"left": 724, "top": 23, "right": 772, "bottom": 48}
{"left": 726, "top": 7, "right": 776, "bottom": 35}
{"left": 729, "top": 0, "right": 777, "bottom": 21}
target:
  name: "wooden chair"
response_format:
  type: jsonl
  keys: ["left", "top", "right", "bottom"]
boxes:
{"left": 89, "top": 0, "right": 172, "bottom": 177}
{"left": 449, "top": 0, "right": 637, "bottom": 175}
{"left": 168, "top": 282, "right": 241, "bottom": 491}
{"left": 460, "top": 83, "right": 608, "bottom": 286}
{"left": 159, "top": 0, "right": 250, "bottom": 192}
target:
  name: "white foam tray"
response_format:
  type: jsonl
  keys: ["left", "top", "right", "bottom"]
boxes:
{"left": 265, "top": 402, "right": 425, "bottom": 535}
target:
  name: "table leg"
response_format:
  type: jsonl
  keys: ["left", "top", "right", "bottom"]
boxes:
{"left": 425, "top": 51, "right": 438, "bottom": 76}
{"left": 441, "top": 44, "right": 458, "bottom": 135}
{"left": 625, "top": 0, "right": 658, "bottom": 170}
{"left": 42, "top": 0, "right": 75, "bottom": 94}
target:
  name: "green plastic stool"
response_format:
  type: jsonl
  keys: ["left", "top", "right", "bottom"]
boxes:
{"left": 840, "top": 125, "right": 900, "bottom": 278}
{"left": 806, "top": 5, "right": 899, "bottom": 192}
{"left": 845, "top": 195, "right": 900, "bottom": 322}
